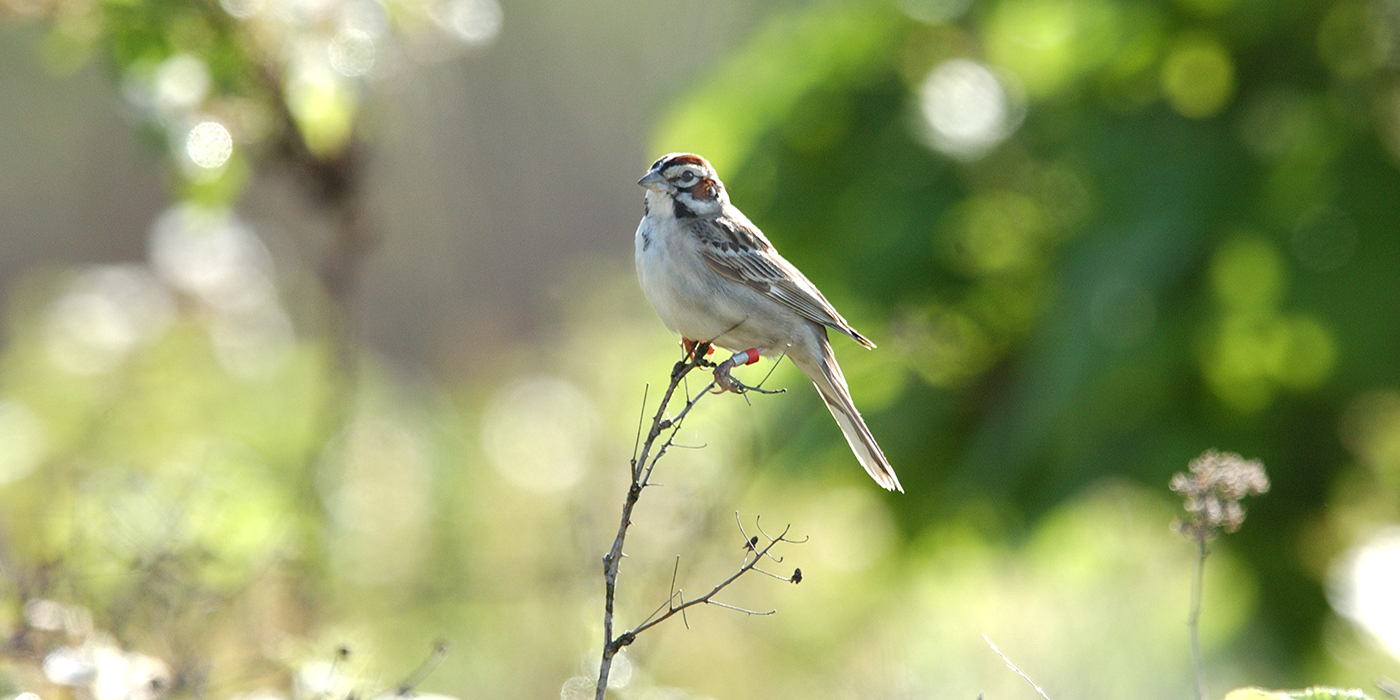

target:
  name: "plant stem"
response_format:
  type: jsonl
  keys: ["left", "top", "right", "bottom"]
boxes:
{"left": 1189, "top": 538, "right": 1208, "bottom": 700}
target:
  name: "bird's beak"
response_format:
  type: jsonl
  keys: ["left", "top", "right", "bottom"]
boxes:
{"left": 637, "top": 169, "right": 668, "bottom": 192}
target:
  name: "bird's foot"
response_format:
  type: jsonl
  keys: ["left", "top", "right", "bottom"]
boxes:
{"left": 712, "top": 348, "right": 784, "bottom": 395}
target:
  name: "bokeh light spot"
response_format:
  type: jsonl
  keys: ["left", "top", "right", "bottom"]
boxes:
{"left": 1341, "top": 390, "right": 1400, "bottom": 484}
{"left": 891, "top": 306, "right": 992, "bottom": 387}
{"left": 1277, "top": 315, "right": 1336, "bottom": 390}
{"left": 918, "top": 59, "right": 1023, "bottom": 160}
{"left": 220, "top": 0, "right": 263, "bottom": 18}
{"left": 208, "top": 305, "right": 296, "bottom": 380}
{"left": 1317, "top": 2, "right": 1390, "bottom": 78}
{"left": 44, "top": 265, "right": 175, "bottom": 375}
{"left": 899, "top": 0, "right": 974, "bottom": 24}
{"left": 42, "top": 646, "right": 94, "bottom": 687}
{"left": 286, "top": 65, "right": 355, "bottom": 157}
{"left": 327, "top": 418, "right": 433, "bottom": 585}
{"left": 1203, "top": 316, "right": 1287, "bottom": 412}
{"left": 0, "top": 401, "right": 47, "bottom": 485}
{"left": 1330, "top": 528, "right": 1400, "bottom": 661}
{"left": 1209, "top": 235, "right": 1285, "bottom": 312}
{"left": 1161, "top": 35, "right": 1235, "bottom": 118}
{"left": 439, "top": 0, "right": 503, "bottom": 47}
{"left": 606, "top": 652, "right": 632, "bottom": 688}
{"left": 330, "top": 29, "right": 376, "bottom": 77}
{"left": 186, "top": 121, "right": 233, "bottom": 169}
{"left": 155, "top": 54, "right": 210, "bottom": 113}
{"left": 560, "top": 677, "right": 593, "bottom": 700}
{"left": 148, "top": 205, "right": 275, "bottom": 311}
{"left": 938, "top": 190, "right": 1045, "bottom": 273}
{"left": 481, "top": 376, "right": 597, "bottom": 493}
{"left": 984, "top": 0, "right": 1123, "bottom": 98}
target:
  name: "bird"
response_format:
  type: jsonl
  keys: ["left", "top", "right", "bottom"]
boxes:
{"left": 634, "top": 152, "right": 902, "bottom": 492}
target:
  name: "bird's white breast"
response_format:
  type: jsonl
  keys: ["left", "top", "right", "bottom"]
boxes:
{"left": 634, "top": 211, "right": 683, "bottom": 335}
{"left": 635, "top": 204, "right": 741, "bottom": 344}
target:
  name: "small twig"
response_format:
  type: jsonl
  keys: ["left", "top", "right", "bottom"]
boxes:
{"left": 749, "top": 566, "right": 796, "bottom": 582}
{"left": 701, "top": 599, "right": 774, "bottom": 615}
{"left": 1189, "top": 539, "right": 1208, "bottom": 700}
{"left": 630, "top": 384, "right": 648, "bottom": 466}
{"left": 756, "top": 347, "right": 788, "bottom": 388}
{"left": 619, "top": 519, "right": 795, "bottom": 640}
{"left": 395, "top": 640, "right": 449, "bottom": 695}
{"left": 982, "top": 634, "right": 1052, "bottom": 700}
{"left": 1376, "top": 677, "right": 1400, "bottom": 700}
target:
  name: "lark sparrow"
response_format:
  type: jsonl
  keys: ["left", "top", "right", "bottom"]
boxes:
{"left": 634, "top": 153, "right": 902, "bottom": 492}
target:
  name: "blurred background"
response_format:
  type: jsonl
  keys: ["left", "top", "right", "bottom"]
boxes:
{"left": 1, "top": 0, "right": 1399, "bottom": 698}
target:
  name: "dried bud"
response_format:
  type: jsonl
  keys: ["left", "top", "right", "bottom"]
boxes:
{"left": 1170, "top": 449, "right": 1269, "bottom": 542}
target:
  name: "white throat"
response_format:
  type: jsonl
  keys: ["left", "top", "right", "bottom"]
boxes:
{"left": 644, "top": 188, "right": 677, "bottom": 220}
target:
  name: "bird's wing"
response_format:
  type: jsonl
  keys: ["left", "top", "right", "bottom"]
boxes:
{"left": 689, "top": 214, "right": 875, "bottom": 349}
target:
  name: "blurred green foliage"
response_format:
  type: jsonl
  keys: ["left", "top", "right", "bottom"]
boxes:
{"left": 2, "top": 0, "right": 1400, "bottom": 698}
{"left": 657, "top": 0, "right": 1400, "bottom": 683}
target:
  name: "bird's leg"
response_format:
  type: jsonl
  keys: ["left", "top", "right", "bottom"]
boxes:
{"left": 681, "top": 338, "right": 717, "bottom": 360}
{"left": 674, "top": 338, "right": 718, "bottom": 379}
{"left": 712, "top": 348, "right": 772, "bottom": 394}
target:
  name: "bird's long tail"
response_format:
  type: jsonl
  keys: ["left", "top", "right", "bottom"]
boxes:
{"left": 794, "top": 333, "right": 902, "bottom": 493}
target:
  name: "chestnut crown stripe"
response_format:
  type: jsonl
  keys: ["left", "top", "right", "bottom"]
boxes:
{"left": 653, "top": 153, "right": 709, "bottom": 169}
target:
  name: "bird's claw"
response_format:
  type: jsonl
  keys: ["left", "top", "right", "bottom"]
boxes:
{"left": 709, "top": 348, "right": 785, "bottom": 396}
{"left": 713, "top": 361, "right": 743, "bottom": 394}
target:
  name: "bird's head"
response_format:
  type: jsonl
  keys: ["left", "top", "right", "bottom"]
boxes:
{"left": 638, "top": 153, "right": 728, "bottom": 219}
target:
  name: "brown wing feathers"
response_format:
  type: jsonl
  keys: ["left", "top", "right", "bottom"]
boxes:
{"left": 690, "top": 217, "right": 874, "bottom": 348}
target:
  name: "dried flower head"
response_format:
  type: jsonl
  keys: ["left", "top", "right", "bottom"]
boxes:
{"left": 1171, "top": 449, "right": 1270, "bottom": 542}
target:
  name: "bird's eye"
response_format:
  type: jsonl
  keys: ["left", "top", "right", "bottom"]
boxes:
{"left": 679, "top": 171, "right": 696, "bottom": 182}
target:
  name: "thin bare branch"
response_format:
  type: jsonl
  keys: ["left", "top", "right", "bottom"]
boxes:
{"left": 982, "top": 634, "right": 1052, "bottom": 700}
{"left": 702, "top": 600, "right": 776, "bottom": 616}
{"left": 395, "top": 640, "right": 449, "bottom": 695}
{"left": 749, "top": 566, "right": 797, "bottom": 582}
{"left": 594, "top": 348, "right": 802, "bottom": 700}
{"left": 621, "top": 521, "right": 797, "bottom": 641}
{"left": 1376, "top": 677, "right": 1400, "bottom": 700}
{"left": 631, "top": 384, "right": 649, "bottom": 466}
